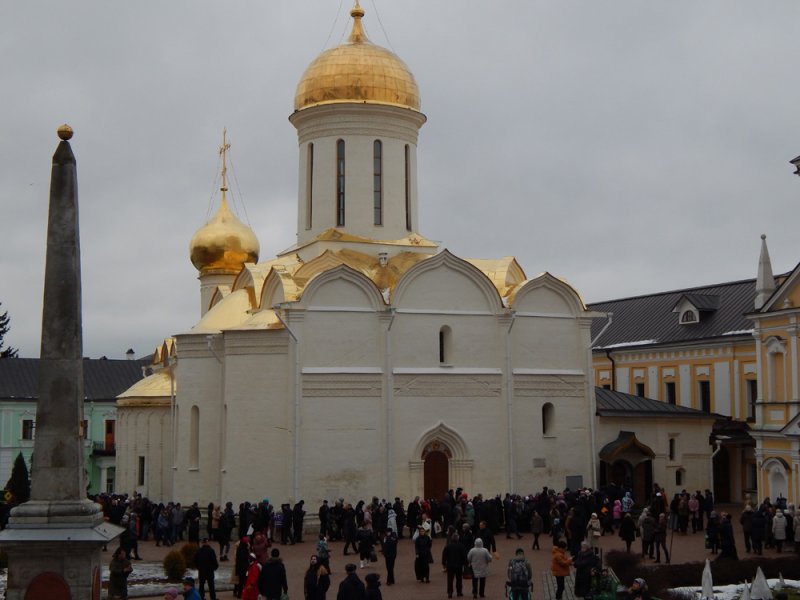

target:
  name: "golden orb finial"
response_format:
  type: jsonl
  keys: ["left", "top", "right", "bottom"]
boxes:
{"left": 349, "top": 0, "right": 366, "bottom": 43}
{"left": 57, "top": 124, "right": 73, "bottom": 141}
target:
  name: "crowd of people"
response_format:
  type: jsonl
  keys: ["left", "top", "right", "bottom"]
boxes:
{"left": 96, "top": 484, "right": 800, "bottom": 600}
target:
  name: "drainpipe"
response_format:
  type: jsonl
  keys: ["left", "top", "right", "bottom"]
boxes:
{"left": 275, "top": 307, "right": 300, "bottom": 503}
{"left": 605, "top": 351, "right": 617, "bottom": 390}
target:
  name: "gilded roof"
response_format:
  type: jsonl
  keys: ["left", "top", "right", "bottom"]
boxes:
{"left": 294, "top": 2, "right": 421, "bottom": 112}
{"left": 117, "top": 370, "right": 173, "bottom": 401}
{"left": 189, "top": 198, "right": 260, "bottom": 275}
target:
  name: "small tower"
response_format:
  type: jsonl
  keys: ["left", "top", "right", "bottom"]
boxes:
{"left": 289, "top": 0, "right": 427, "bottom": 253}
{"left": 755, "top": 233, "right": 776, "bottom": 310}
{"left": 189, "top": 130, "right": 260, "bottom": 316}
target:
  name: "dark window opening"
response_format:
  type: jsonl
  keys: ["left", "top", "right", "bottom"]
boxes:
{"left": 336, "top": 139, "right": 345, "bottom": 226}
{"left": 664, "top": 381, "right": 676, "bottom": 405}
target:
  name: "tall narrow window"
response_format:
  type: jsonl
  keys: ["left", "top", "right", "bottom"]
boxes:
{"left": 306, "top": 143, "right": 314, "bottom": 229}
{"left": 21, "top": 419, "right": 35, "bottom": 440}
{"left": 439, "top": 326, "right": 452, "bottom": 364}
{"left": 138, "top": 456, "right": 145, "bottom": 486}
{"left": 634, "top": 382, "right": 645, "bottom": 397}
{"left": 668, "top": 438, "right": 676, "bottom": 461}
{"left": 664, "top": 381, "right": 676, "bottom": 405}
{"left": 746, "top": 378, "right": 758, "bottom": 421}
{"left": 404, "top": 144, "right": 411, "bottom": 231}
{"left": 190, "top": 405, "right": 200, "bottom": 469}
{"left": 542, "top": 403, "right": 554, "bottom": 436}
{"left": 373, "top": 140, "right": 383, "bottom": 225}
{"left": 336, "top": 139, "right": 346, "bottom": 226}
{"left": 698, "top": 380, "right": 711, "bottom": 412}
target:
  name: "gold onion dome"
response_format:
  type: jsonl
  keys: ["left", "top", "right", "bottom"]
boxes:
{"left": 190, "top": 197, "right": 260, "bottom": 275}
{"left": 294, "top": 1, "right": 421, "bottom": 112}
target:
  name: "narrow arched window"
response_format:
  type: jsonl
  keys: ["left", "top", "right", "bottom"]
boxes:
{"left": 190, "top": 405, "right": 199, "bottom": 469}
{"left": 336, "top": 139, "right": 346, "bottom": 226}
{"left": 373, "top": 140, "right": 383, "bottom": 225}
{"left": 669, "top": 438, "right": 676, "bottom": 461}
{"left": 542, "top": 403, "right": 554, "bottom": 436}
{"left": 405, "top": 144, "right": 411, "bottom": 231}
{"left": 306, "top": 143, "right": 314, "bottom": 229}
{"left": 439, "top": 325, "right": 452, "bottom": 364}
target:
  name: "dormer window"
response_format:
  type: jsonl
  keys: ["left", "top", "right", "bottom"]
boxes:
{"left": 672, "top": 293, "right": 719, "bottom": 326}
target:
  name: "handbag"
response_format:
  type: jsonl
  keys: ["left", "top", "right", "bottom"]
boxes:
{"left": 463, "top": 565, "right": 473, "bottom": 580}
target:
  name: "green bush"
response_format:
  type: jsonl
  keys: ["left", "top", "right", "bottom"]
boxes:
{"left": 163, "top": 549, "right": 187, "bottom": 581}
{"left": 180, "top": 542, "right": 198, "bottom": 569}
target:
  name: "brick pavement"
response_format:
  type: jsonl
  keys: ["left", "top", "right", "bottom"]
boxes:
{"left": 128, "top": 505, "right": 783, "bottom": 600}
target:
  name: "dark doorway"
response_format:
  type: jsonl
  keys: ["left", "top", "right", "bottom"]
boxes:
{"left": 424, "top": 450, "right": 448, "bottom": 501}
{"left": 713, "top": 445, "right": 730, "bottom": 503}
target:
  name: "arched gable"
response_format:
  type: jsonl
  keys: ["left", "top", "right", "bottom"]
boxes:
{"left": 209, "top": 285, "right": 232, "bottom": 311}
{"left": 393, "top": 250, "right": 503, "bottom": 312}
{"left": 509, "top": 272, "right": 586, "bottom": 316}
{"left": 298, "top": 264, "right": 385, "bottom": 311}
{"left": 413, "top": 422, "right": 468, "bottom": 461}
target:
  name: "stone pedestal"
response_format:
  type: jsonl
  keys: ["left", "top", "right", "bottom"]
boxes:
{"left": 1, "top": 500, "right": 121, "bottom": 600}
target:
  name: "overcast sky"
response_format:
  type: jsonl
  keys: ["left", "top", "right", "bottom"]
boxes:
{"left": 2, "top": 1, "right": 800, "bottom": 359}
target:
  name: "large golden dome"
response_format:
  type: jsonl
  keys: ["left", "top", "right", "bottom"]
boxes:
{"left": 294, "top": 2, "right": 420, "bottom": 112}
{"left": 190, "top": 197, "right": 260, "bottom": 275}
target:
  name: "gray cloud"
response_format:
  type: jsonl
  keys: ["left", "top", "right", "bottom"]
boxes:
{"left": 2, "top": 1, "right": 799, "bottom": 358}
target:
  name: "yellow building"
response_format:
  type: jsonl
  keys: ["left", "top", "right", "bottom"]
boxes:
{"left": 588, "top": 236, "right": 787, "bottom": 504}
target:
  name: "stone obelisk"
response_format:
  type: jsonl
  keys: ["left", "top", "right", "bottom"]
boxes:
{"left": 0, "top": 126, "right": 122, "bottom": 600}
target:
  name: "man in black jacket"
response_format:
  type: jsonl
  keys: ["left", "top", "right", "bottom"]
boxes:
{"left": 442, "top": 533, "right": 468, "bottom": 598}
{"left": 259, "top": 548, "right": 289, "bottom": 600}
{"left": 195, "top": 538, "right": 219, "bottom": 600}
{"left": 337, "top": 563, "right": 366, "bottom": 600}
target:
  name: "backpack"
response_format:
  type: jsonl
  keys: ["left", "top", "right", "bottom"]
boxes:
{"left": 509, "top": 559, "right": 529, "bottom": 589}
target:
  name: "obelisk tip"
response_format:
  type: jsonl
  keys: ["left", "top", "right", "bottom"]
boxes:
{"left": 57, "top": 124, "right": 73, "bottom": 141}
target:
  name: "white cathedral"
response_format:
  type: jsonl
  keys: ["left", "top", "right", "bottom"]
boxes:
{"left": 116, "top": 2, "right": 602, "bottom": 505}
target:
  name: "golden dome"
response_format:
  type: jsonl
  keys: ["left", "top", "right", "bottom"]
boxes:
{"left": 294, "top": 1, "right": 420, "bottom": 112}
{"left": 190, "top": 197, "right": 260, "bottom": 275}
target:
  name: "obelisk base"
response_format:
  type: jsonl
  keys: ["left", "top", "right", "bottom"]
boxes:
{"left": 0, "top": 500, "right": 122, "bottom": 600}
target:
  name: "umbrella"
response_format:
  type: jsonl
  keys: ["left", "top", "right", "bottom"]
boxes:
{"left": 751, "top": 567, "right": 772, "bottom": 600}
{"left": 701, "top": 559, "right": 715, "bottom": 600}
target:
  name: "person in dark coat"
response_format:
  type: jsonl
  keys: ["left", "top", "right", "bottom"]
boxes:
{"left": 476, "top": 521, "right": 496, "bottom": 553}
{"left": 573, "top": 542, "right": 598, "bottom": 598}
{"left": 718, "top": 512, "right": 738, "bottom": 560}
{"left": 195, "top": 538, "right": 219, "bottom": 600}
{"left": 365, "top": 573, "right": 382, "bottom": 600}
{"left": 259, "top": 548, "right": 289, "bottom": 600}
{"left": 294, "top": 501, "right": 307, "bottom": 543}
{"left": 108, "top": 546, "right": 132, "bottom": 600}
{"left": 706, "top": 512, "right": 720, "bottom": 555}
{"left": 618, "top": 513, "right": 636, "bottom": 553}
{"left": 343, "top": 504, "right": 359, "bottom": 556}
{"left": 442, "top": 533, "right": 468, "bottom": 598}
{"left": 382, "top": 528, "right": 398, "bottom": 585}
{"left": 337, "top": 563, "right": 366, "bottom": 600}
{"left": 750, "top": 508, "right": 766, "bottom": 555}
{"left": 414, "top": 526, "right": 433, "bottom": 583}
{"left": 186, "top": 503, "right": 202, "bottom": 543}
{"left": 356, "top": 523, "right": 375, "bottom": 569}
{"left": 304, "top": 555, "right": 331, "bottom": 600}
{"left": 233, "top": 536, "right": 251, "bottom": 598}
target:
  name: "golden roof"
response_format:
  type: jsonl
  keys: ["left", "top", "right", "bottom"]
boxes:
{"left": 294, "top": 1, "right": 421, "bottom": 112}
{"left": 117, "top": 370, "right": 173, "bottom": 407}
{"left": 189, "top": 132, "right": 260, "bottom": 274}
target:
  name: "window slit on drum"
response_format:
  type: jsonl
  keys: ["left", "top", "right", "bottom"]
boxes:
{"left": 336, "top": 139, "right": 345, "bottom": 226}
{"left": 374, "top": 140, "right": 382, "bottom": 225}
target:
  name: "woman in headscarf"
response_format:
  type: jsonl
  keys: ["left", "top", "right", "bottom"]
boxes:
{"left": 304, "top": 555, "right": 331, "bottom": 600}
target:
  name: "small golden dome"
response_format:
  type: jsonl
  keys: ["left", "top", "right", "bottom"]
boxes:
{"left": 57, "top": 124, "right": 73, "bottom": 140}
{"left": 294, "top": 2, "right": 420, "bottom": 112}
{"left": 189, "top": 198, "right": 260, "bottom": 275}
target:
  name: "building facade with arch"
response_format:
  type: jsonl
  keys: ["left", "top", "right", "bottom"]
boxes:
{"left": 115, "top": 3, "right": 601, "bottom": 506}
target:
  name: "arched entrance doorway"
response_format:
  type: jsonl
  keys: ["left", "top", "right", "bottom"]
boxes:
{"left": 599, "top": 431, "right": 655, "bottom": 502}
{"left": 763, "top": 458, "right": 789, "bottom": 502}
{"left": 424, "top": 448, "right": 449, "bottom": 501}
{"left": 411, "top": 423, "right": 472, "bottom": 498}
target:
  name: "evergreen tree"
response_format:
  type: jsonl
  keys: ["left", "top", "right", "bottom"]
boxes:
{"left": 0, "top": 303, "right": 18, "bottom": 358}
{"left": 5, "top": 452, "right": 30, "bottom": 503}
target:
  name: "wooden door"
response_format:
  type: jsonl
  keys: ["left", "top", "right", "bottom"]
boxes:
{"left": 424, "top": 450, "right": 448, "bottom": 501}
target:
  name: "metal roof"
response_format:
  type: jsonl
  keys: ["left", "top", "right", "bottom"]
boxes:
{"left": 595, "top": 387, "right": 718, "bottom": 418}
{"left": 587, "top": 277, "right": 777, "bottom": 350}
{"left": 0, "top": 358, "right": 148, "bottom": 401}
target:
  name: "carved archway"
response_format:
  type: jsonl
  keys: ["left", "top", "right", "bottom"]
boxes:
{"left": 410, "top": 423, "right": 473, "bottom": 498}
